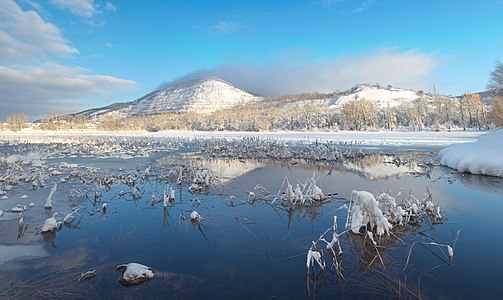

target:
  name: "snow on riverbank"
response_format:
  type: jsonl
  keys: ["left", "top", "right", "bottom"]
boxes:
{"left": 439, "top": 130, "right": 503, "bottom": 177}
{"left": 0, "top": 129, "right": 485, "bottom": 149}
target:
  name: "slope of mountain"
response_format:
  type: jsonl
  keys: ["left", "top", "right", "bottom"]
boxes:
{"left": 78, "top": 77, "right": 262, "bottom": 119}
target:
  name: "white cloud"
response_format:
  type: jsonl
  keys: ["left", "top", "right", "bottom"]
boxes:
{"left": 49, "top": 0, "right": 97, "bottom": 18}
{"left": 211, "top": 20, "right": 241, "bottom": 34}
{"left": 353, "top": 0, "right": 375, "bottom": 13}
{"left": 181, "top": 48, "right": 439, "bottom": 96}
{"left": 105, "top": 2, "right": 117, "bottom": 12}
{"left": 0, "top": 0, "right": 78, "bottom": 64}
{"left": 0, "top": 0, "right": 135, "bottom": 120}
{"left": 0, "top": 63, "right": 136, "bottom": 119}
{"left": 209, "top": 15, "right": 244, "bottom": 35}
{"left": 319, "top": 0, "right": 344, "bottom": 6}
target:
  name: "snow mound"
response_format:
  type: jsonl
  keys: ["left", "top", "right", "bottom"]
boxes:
{"left": 439, "top": 130, "right": 503, "bottom": 177}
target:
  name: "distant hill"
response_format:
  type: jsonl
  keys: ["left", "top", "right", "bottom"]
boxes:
{"left": 333, "top": 84, "right": 424, "bottom": 108}
{"left": 75, "top": 77, "right": 262, "bottom": 119}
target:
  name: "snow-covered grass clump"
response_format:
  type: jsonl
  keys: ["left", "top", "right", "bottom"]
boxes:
{"left": 274, "top": 174, "right": 326, "bottom": 207}
{"left": 306, "top": 188, "right": 451, "bottom": 295}
{"left": 439, "top": 130, "right": 503, "bottom": 177}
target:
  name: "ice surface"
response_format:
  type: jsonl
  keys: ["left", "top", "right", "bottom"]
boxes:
{"left": 0, "top": 243, "right": 49, "bottom": 265}
{"left": 439, "top": 130, "right": 503, "bottom": 177}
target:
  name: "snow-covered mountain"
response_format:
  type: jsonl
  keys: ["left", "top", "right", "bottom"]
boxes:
{"left": 78, "top": 77, "right": 262, "bottom": 119}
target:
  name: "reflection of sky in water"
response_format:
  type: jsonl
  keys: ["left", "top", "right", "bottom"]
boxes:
{"left": 1, "top": 156, "right": 503, "bottom": 298}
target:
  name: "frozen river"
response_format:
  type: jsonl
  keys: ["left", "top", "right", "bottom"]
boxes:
{"left": 0, "top": 131, "right": 501, "bottom": 299}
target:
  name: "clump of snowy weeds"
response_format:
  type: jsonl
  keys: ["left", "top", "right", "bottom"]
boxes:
{"left": 306, "top": 187, "right": 456, "bottom": 297}
{"left": 347, "top": 188, "right": 443, "bottom": 236}
{"left": 274, "top": 173, "right": 325, "bottom": 207}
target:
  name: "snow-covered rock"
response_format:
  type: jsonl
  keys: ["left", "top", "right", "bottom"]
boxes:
{"left": 439, "top": 130, "right": 503, "bottom": 177}
{"left": 116, "top": 262, "right": 154, "bottom": 286}
{"left": 190, "top": 211, "right": 201, "bottom": 222}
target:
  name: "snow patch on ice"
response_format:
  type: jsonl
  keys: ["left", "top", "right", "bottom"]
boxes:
{"left": 0, "top": 243, "right": 49, "bottom": 265}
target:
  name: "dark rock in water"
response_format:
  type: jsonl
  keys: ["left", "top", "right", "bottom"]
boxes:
{"left": 116, "top": 262, "right": 154, "bottom": 286}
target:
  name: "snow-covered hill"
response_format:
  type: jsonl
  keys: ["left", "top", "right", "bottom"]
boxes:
{"left": 235, "top": 84, "right": 427, "bottom": 114}
{"left": 78, "top": 77, "right": 262, "bottom": 119}
{"left": 333, "top": 84, "right": 423, "bottom": 109}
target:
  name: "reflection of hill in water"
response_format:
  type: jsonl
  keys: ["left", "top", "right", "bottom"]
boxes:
{"left": 195, "top": 154, "right": 426, "bottom": 184}
{"left": 339, "top": 154, "right": 425, "bottom": 179}
{"left": 194, "top": 159, "right": 266, "bottom": 184}
{"left": 342, "top": 155, "right": 421, "bottom": 179}
{"left": 456, "top": 172, "right": 503, "bottom": 196}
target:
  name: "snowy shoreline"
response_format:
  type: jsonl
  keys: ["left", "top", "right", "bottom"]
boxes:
{"left": 0, "top": 129, "right": 485, "bottom": 148}
{"left": 439, "top": 129, "right": 503, "bottom": 177}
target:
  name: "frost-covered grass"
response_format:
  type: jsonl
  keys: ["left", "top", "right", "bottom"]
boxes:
{"left": 439, "top": 129, "right": 503, "bottom": 177}
{"left": 304, "top": 188, "right": 456, "bottom": 298}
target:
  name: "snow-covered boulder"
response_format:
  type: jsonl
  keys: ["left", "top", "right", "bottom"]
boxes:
{"left": 439, "top": 130, "right": 503, "bottom": 177}
{"left": 116, "top": 262, "right": 154, "bottom": 286}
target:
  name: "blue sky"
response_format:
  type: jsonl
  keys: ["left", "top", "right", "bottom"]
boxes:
{"left": 1, "top": 0, "right": 502, "bottom": 119}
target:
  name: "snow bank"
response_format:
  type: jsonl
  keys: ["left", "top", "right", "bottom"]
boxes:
{"left": 439, "top": 130, "right": 503, "bottom": 177}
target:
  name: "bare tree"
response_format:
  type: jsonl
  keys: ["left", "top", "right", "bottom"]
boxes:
{"left": 489, "top": 98, "right": 503, "bottom": 127}
{"left": 487, "top": 60, "right": 503, "bottom": 96}
{"left": 6, "top": 113, "right": 29, "bottom": 131}
{"left": 341, "top": 98, "right": 378, "bottom": 131}
{"left": 487, "top": 61, "right": 503, "bottom": 128}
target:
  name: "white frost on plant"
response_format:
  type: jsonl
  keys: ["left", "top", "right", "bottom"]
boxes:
{"left": 350, "top": 190, "right": 393, "bottom": 236}
{"left": 279, "top": 174, "right": 325, "bottom": 206}
{"left": 306, "top": 247, "right": 325, "bottom": 271}
{"left": 192, "top": 169, "right": 212, "bottom": 186}
{"left": 44, "top": 183, "right": 57, "bottom": 209}
{"left": 439, "top": 129, "right": 503, "bottom": 177}
{"left": 41, "top": 212, "right": 59, "bottom": 232}
{"left": 376, "top": 192, "right": 405, "bottom": 225}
